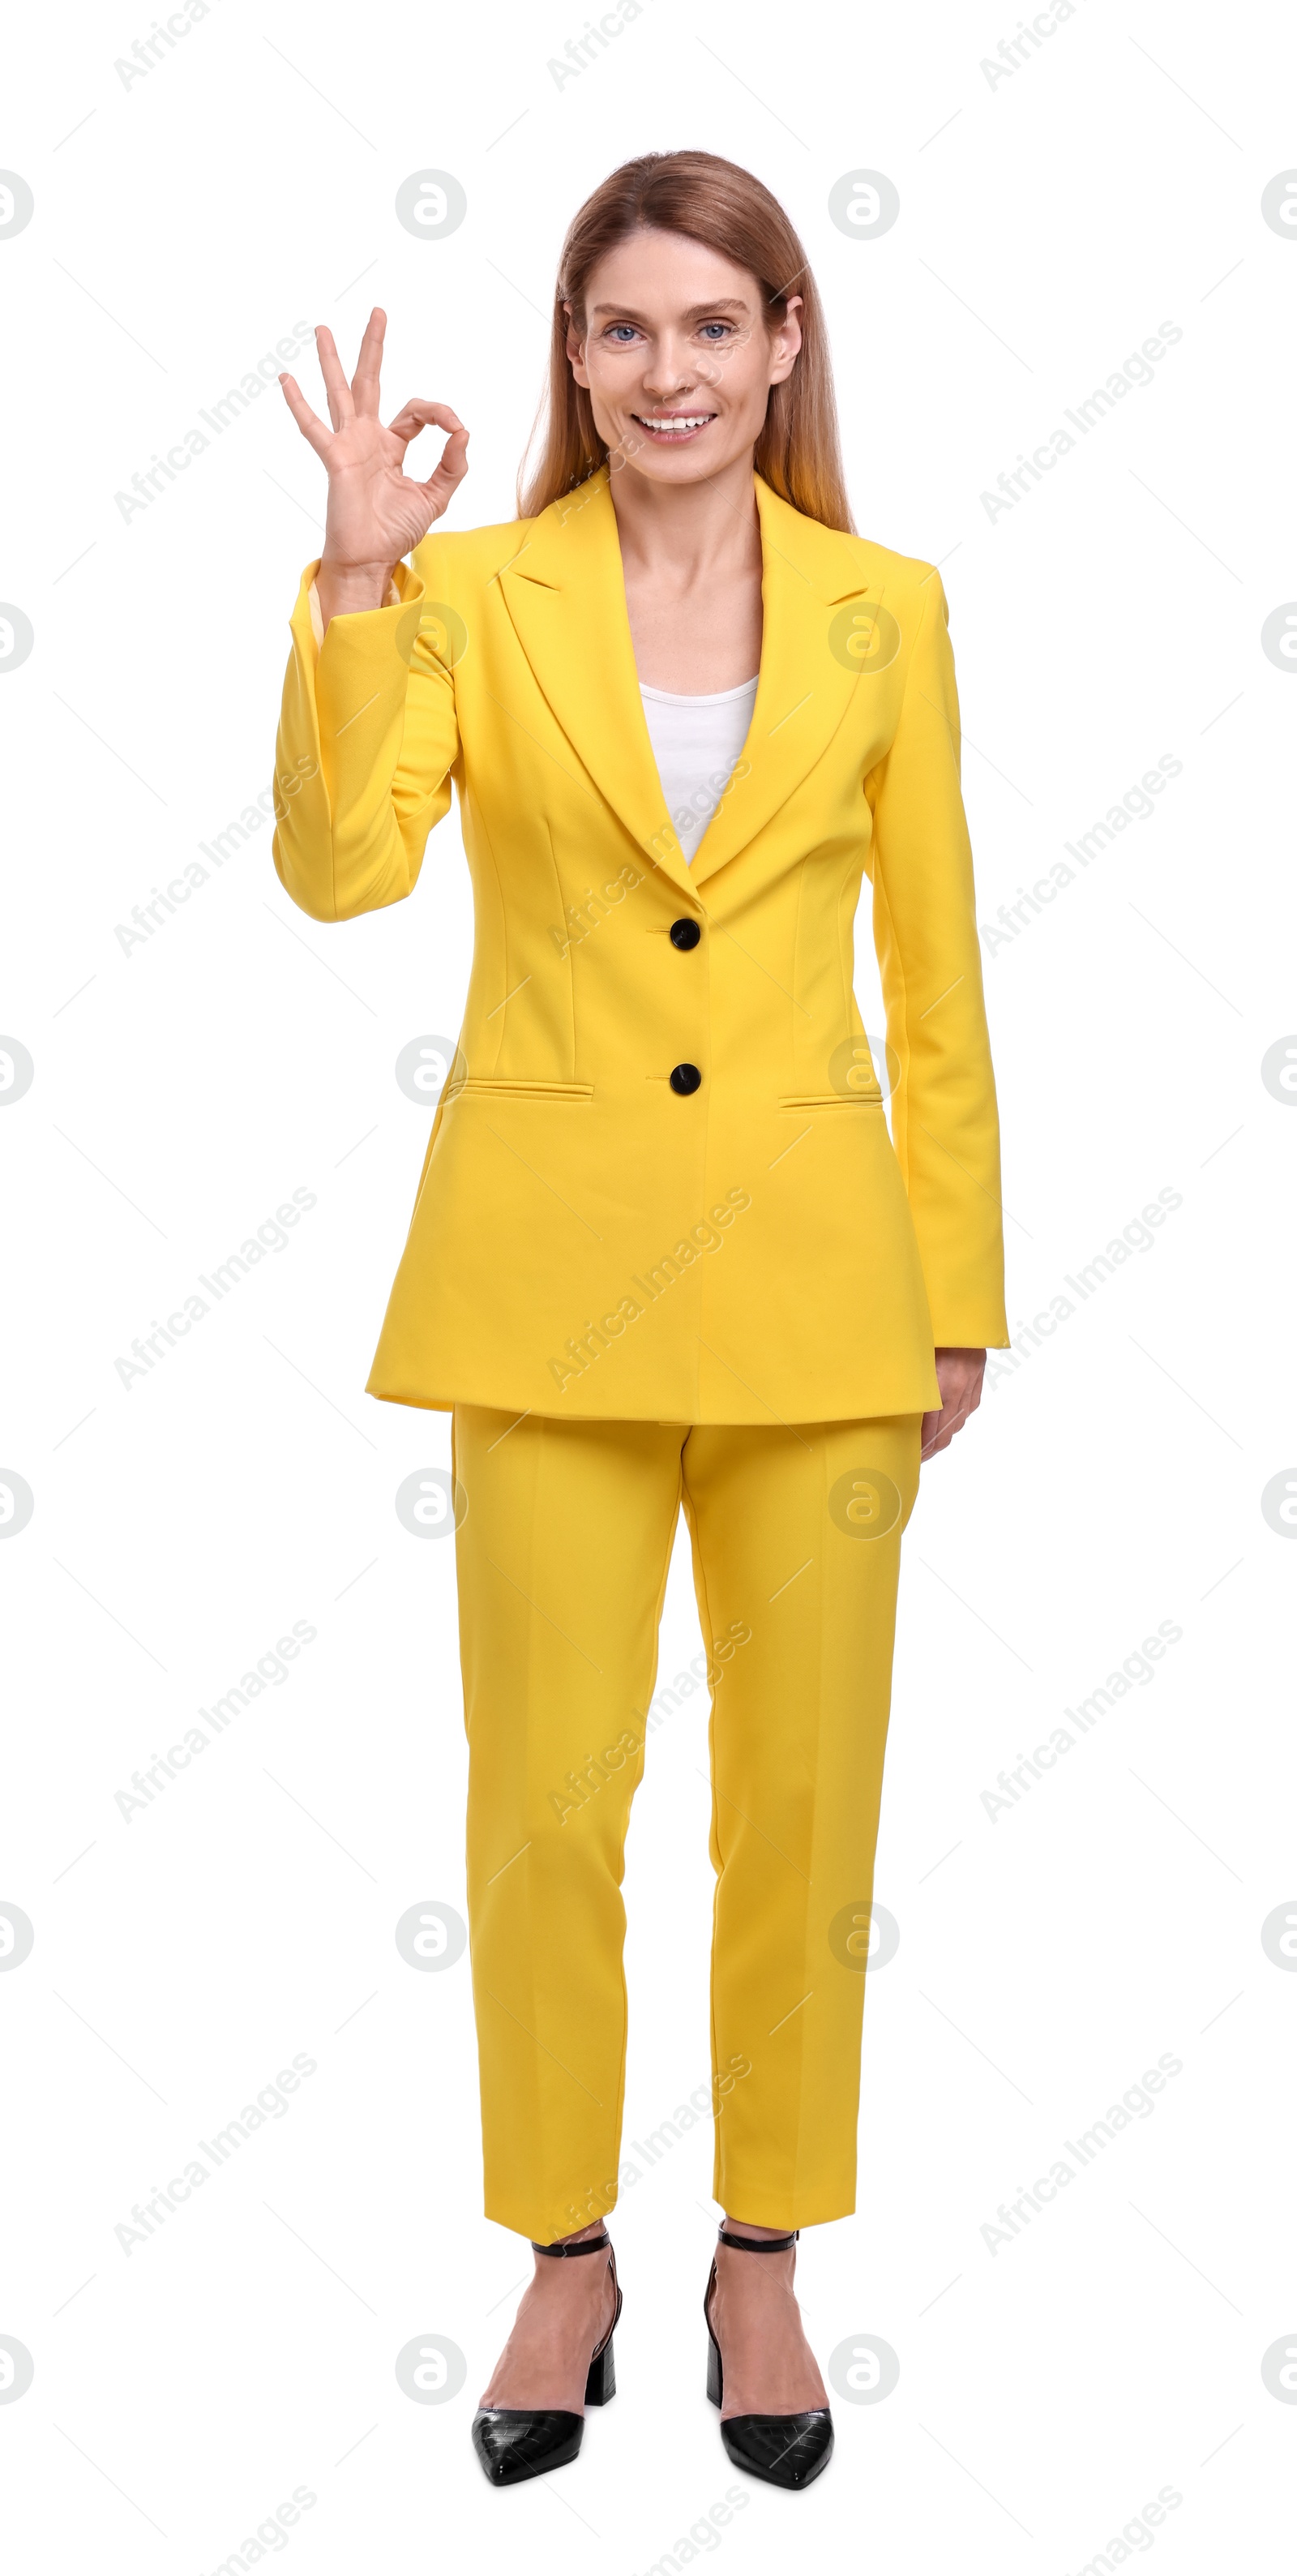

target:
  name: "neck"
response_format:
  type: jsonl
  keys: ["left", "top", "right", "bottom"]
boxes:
{"left": 607, "top": 448, "right": 760, "bottom": 585}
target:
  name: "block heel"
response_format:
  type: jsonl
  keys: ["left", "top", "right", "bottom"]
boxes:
{"left": 584, "top": 2330, "right": 615, "bottom": 2406}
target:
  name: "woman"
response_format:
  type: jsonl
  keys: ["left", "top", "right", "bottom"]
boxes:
{"left": 273, "top": 149, "right": 1008, "bottom": 2492}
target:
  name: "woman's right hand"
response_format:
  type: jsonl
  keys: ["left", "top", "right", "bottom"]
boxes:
{"left": 279, "top": 306, "right": 469, "bottom": 626}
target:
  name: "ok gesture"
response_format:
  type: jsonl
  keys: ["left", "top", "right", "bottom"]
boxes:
{"left": 279, "top": 306, "right": 469, "bottom": 625}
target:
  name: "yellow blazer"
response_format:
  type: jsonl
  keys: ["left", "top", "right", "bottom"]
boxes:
{"left": 272, "top": 467, "right": 1008, "bottom": 1424}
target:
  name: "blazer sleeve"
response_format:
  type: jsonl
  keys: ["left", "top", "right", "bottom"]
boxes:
{"left": 865, "top": 569, "right": 1010, "bottom": 1350}
{"left": 272, "top": 552, "right": 459, "bottom": 923}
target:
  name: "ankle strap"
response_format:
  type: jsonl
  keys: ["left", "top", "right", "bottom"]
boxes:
{"left": 532, "top": 2228, "right": 610, "bottom": 2258}
{"left": 717, "top": 2225, "right": 798, "bottom": 2253}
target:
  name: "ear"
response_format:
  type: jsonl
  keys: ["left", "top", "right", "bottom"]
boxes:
{"left": 768, "top": 293, "right": 803, "bottom": 388}
{"left": 563, "top": 299, "right": 591, "bottom": 390}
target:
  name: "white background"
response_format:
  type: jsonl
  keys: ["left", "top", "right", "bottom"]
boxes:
{"left": 2, "top": 1, "right": 1295, "bottom": 2568}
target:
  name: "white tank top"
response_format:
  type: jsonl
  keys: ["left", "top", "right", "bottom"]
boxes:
{"left": 640, "top": 676, "right": 760, "bottom": 865}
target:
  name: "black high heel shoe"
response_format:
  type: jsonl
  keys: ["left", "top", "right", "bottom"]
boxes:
{"left": 472, "top": 2228, "right": 622, "bottom": 2486}
{"left": 704, "top": 2225, "right": 834, "bottom": 2490}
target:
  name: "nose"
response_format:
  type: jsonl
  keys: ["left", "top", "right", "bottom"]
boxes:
{"left": 641, "top": 333, "right": 696, "bottom": 399}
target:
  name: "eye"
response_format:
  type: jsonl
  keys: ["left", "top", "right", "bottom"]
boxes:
{"left": 698, "top": 322, "right": 734, "bottom": 341}
{"left": 603, "top": 324, "right": 641, "bottom": 345}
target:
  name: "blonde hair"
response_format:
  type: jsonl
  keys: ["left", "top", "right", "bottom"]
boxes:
{"left": 517, "top": 150, "right": 854, "bottom": 534}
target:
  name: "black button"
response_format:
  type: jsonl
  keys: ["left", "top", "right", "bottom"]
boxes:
{"left": 670, "top": 918, "right": 701, "bottom": 950}
{"left": 670, "top": 1062, "right": 702, "bottom": 1095}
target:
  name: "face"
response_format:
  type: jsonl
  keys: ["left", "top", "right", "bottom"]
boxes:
{"left": 566, "top": 227, "right": 803, "bottom": 488}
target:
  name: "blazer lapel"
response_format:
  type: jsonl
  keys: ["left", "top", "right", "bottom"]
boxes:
{"left": 690, "top": 478, "right": 898, "bottom": 889}
{"left": 497, "top": 466, "right": 897, "bottom": 904}
{"left": 497, "top": 468, "right": 696, "bottom": 903}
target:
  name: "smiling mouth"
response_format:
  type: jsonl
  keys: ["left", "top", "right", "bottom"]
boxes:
{"left": 631, "top": 412, "right": 717, "bottom": 438}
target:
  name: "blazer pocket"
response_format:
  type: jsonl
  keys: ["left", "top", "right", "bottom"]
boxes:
{"left": 449, "top": 1076, "right": 594, "bottom": 1102}
{"left": 777, "top": 1091, "right": 883, "bottom": 1111}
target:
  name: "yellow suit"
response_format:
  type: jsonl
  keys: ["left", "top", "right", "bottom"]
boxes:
{"left": 272, "top": 468, "right": 1008, "bottom": 1425}
{"left": 271, "top": 469, "right": 1008, "bottom": 2238}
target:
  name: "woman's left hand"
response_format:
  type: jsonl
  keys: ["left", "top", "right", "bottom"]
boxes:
{"left": 921, "top": 1348, "right": 987, "bottom": 1459}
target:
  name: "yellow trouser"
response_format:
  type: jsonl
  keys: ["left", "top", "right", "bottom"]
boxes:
{"left": 452, "top": 1405, "right": 922, "bottom": 2244}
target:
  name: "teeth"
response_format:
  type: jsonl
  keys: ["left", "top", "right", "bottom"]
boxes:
{"left": 637, "top": 415, "right": 713, "bottom": 431}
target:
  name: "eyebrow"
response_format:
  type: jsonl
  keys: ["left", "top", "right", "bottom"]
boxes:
{"left": 587, "top": 297, "right": 753, "bottom": 321}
